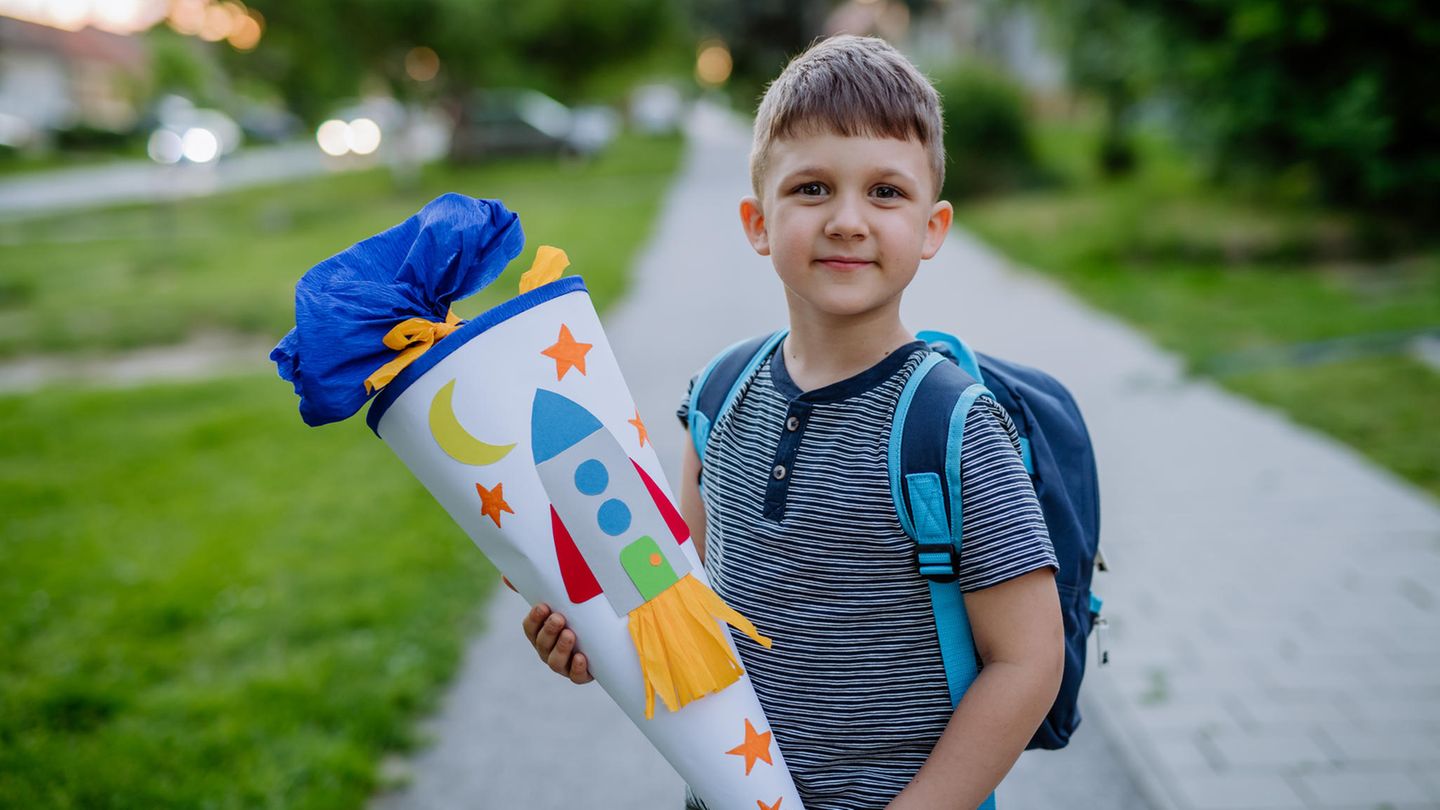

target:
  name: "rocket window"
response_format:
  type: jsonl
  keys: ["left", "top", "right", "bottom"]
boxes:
{"left": 575, "top": 458, "right": 609, "bottom": 495}
{"left": 597, "top": 498, "right": 632, "bottom": 536}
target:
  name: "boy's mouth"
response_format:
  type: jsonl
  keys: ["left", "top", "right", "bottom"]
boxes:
{"left": 815, "top": 256, "right": 874, "bottom": 270}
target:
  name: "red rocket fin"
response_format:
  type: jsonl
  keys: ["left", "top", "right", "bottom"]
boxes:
{"left": 552, "top": 506, "right": 602, "bottom": 602}
{"left": 631, "top": 459, "right": 691, "bottom": 545}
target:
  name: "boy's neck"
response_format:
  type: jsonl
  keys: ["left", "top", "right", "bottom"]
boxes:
{"left": 781, "top": 301, "right": 916, "bottom": 393}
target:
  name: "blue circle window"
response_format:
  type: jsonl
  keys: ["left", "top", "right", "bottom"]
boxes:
{"left": 574, "top": 459, "right": 608, "bottom": 496}
{"left": 596, "top": 499, "right": 632, "bottom": 536}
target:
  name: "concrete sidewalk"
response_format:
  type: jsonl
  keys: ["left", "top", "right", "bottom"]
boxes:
{"left": 371, "top": 103, "right": 1440, "bottom": 810}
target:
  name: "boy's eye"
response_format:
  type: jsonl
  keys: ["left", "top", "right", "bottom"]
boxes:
{"left": 795, "top": 182, "right": 827, "bottom": 196}
{"left": 872, "top": 185, "right": 904, "bottom": 200}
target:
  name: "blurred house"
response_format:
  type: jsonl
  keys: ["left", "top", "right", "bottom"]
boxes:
{"left": 0, "top": 16, "right": 148, "bottom": 147}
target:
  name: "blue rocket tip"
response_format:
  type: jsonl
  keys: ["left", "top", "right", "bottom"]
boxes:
{"left": 531, "top": 389, "right": 604, "bottom": 464}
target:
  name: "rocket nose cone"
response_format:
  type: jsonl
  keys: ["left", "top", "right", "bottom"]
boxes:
{"left": 531, "top": 389, "right": 604, "bottom": 464}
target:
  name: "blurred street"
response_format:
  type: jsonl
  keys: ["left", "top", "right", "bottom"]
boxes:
{"left": 0, "top": 141, "right": 392, "bottom": 220}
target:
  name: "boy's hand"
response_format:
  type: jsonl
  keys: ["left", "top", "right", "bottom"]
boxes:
{"left": 521, "top": 603, "right": 594, "bottom": 685}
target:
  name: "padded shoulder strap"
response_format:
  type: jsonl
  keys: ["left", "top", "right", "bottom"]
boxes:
{"left": 890, "top": 352, "right": 998, "bottom": 809}
{"left": 916, "top": 329, "right": 984, "bottom": 385}
{"left": 689, "top": 330, "right": 787, "bottom": 464}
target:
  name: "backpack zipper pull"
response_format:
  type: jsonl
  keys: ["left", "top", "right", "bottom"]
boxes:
{"left": 1094, "top": 615, "right": 1110, "bottom": 666}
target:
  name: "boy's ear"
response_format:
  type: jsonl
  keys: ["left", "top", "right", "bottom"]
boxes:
{"left": 739, "top": 197, "right": 770, "bottom": 256}
{"left": 921, "top": 200, "right": 954, "bottom": 260}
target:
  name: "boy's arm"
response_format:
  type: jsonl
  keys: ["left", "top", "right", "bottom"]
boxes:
{"left": 887, "top": 567, "right": 1064, "bottom": 810}
{"left": 678, "top": 437, "right": 708, "bottom": 563}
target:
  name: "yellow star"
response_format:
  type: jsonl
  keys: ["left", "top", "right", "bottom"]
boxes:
{"left": 757, "top": 799, "right": 782, "bottom": 810}
{"left": 628, "top": 410, "right": 649, "bottom": 447}
{"left": 475, "top": 482, "right": 514, "bottom": 527}
{"left": 726, "top": 718, "right": 773, "bottom": 776}
{"left": 541, "top": 324, "right": 593, "bottom": 380}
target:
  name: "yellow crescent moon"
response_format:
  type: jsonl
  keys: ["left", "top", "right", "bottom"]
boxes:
{"left": 428, "top": 379, "right": 516, "bottom": 466}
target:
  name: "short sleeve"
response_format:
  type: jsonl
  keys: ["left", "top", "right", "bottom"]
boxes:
{"left": 676, "top": 373, "right": 698, "bottom": 429}
{"left": 956, "top": 399, "right": 1058, "bottom": 592}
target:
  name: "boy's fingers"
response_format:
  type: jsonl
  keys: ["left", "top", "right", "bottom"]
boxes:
{"left": 547, "top": 628, "right": 576, "bottom": 675}
{"left": 569, "top": 652, "right": 593, "bottom": 685}
{"left": 521, "top": 603, "right": 551, "bottom": 645}
{"left": 534, "top": 612, "right": 565, "bottom": 662}
{"left": 531, "top": 611, "right": 564, "bottom": 658}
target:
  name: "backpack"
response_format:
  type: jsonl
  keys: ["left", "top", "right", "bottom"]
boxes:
{"left": 688, "top": 329, "right": 1107, "bottom": 758}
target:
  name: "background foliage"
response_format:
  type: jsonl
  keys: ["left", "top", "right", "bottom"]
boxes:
{"left": 1031, "top": 0, "right": 1440, "bottom": 222}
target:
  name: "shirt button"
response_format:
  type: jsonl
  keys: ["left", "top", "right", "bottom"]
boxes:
{"left": 772, "top": 464, "right": 787, "bottom": 480}
{"left": 786, "top": 416, "right": 800, "bottom": 431}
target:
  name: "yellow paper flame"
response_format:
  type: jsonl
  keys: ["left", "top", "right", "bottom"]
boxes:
{"left": 519, "top": 245, "right": 570, "bottom": 294}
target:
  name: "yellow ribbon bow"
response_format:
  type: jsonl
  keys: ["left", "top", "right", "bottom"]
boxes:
{"left": 364, "top": 309, "right": 462, "bottom": 394}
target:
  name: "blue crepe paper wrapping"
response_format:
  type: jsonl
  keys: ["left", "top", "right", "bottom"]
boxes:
{"left": 271, "top": 193, "right": 525, "bottom": 427}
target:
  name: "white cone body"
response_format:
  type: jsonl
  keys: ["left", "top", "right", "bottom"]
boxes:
{"left": 372, "top": 281, "right": 804, "bottom": 810}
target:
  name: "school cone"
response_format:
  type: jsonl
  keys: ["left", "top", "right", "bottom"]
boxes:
{"left": 272, "top": 195, "right": 803, "bottom": 810}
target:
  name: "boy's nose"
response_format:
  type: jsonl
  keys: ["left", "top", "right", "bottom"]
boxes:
{"left": 824, "top": 196, "right": 868, "bottom": 240}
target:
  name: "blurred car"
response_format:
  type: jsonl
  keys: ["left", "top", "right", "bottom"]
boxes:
{"left": 144, "top": 95, "right": 241, "bottom": 165}
{"left": 449, "top": 89, "right": 616, "bottom": 163}
{"left": 629, "top": 83, "right": 685, "bottom": 135}
{"left": 237, "top": 102, "right": 302, "bottom": 144}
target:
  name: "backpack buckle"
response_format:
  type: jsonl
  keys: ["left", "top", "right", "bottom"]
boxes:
{"left": 916, "top": 541, "right": 960, "bottom": 583}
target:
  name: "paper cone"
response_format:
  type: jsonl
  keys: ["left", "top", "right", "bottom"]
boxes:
{"left": 364, "top": 276, "right": 803, "bottom": 810}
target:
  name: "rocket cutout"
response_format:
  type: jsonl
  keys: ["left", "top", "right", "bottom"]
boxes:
{"left": 531, "top": 389, "right": 773, "bottom": 718}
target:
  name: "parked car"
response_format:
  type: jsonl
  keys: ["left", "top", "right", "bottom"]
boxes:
{"left": 449, "top": 89, "right": 615, "bottom": 163}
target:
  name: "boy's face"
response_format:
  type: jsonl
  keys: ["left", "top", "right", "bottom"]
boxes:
{"left": 740, "top": 131, "right": 952, "bottom": 324}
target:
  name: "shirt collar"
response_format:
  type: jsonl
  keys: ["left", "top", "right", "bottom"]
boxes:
{"left": 769, "top": 339, "right": 928, "bottom": 404}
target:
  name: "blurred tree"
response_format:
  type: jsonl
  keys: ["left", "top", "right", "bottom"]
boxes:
{"left": 1031, "top": 0, "right": 1440, "bottom": 219}
{"left": 149, "top": 28, "right": 228, "bottom": 108}
{"left": 222, "top": 0, "right": 683, "bottom": 122}
{"left": 1028, "top": 0, "right": 1162, "bottom": 177}
{"left": 688, "top": 0, "right": 832, "bottom": 104}
{"left": 934, "top": 63, "right": 1045, "bottom": 200}
{"left": 1139, "top": 0, "right": 1439, "bottom": 220}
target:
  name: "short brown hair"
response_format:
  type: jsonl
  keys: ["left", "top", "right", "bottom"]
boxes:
{"left": 750, "top": 35, "right": 945, "bottom": 198}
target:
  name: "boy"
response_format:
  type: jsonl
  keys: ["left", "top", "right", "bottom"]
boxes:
{"left": 524, "top": 35, "right": 1063, "bottom": 810}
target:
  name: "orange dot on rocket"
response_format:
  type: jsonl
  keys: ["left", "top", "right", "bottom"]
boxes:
{"left": 649, "top": 553, "right": 662, "bottom": 566}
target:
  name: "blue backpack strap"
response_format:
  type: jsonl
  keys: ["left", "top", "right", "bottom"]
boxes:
{"left": 890, "top": 352, "right": 999, "bottom": 810}
{"left": 690, "top": 330, "right": 788, "bottom": 464}
{"left": 916, "top": 329, "right": 984, "bottom": 385}
{"left": 920, "top": 330, "right": 1033, "bottom": 474}
{"left": 925, "top": 331, "right": 1106, "bottom": 752}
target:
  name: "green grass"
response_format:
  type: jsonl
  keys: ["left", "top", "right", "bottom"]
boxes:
{"left": 0, "top": 134, "right": 684, "bottom": 807}
{"left": 0, "top": 376, "right": 493, "bottom": 808}
{"left": 0, "top": 133, "right": 683, "bottom": 357}
{"left": 955, "top": 121, "right": 1440, "bottom": 496}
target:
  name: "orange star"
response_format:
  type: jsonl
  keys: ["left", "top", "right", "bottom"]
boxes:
{"left": 628, "top": 410, "right": 649, "bottom": 447}
{"left": 541, "top": 324, "right": 592, "bottom": 380}
{"left": 475, "top": 482, "right": 513, "bottom": 527}
{"left": 726, "top": 718, "right": 773, "bottom": 776}
{"left": 757, "top": 799, "right": 782, "bottom": 810}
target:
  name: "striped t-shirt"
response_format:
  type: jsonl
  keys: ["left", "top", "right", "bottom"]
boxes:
{"left": 677, "top": 340, "right": 1057, "bottom": 810}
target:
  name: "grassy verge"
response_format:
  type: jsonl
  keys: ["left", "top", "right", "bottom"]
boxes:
{"left": 0, "top": 133, "right": 684, "bottom": 807}
{"left": 0, "top": 133, "right": 684, "bottom": 357}
{"left": 0, "top": 377, "right": 492, "bottom": 808}
{"left": 955, "top": 123, "right": 1440, "bottom": 496}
